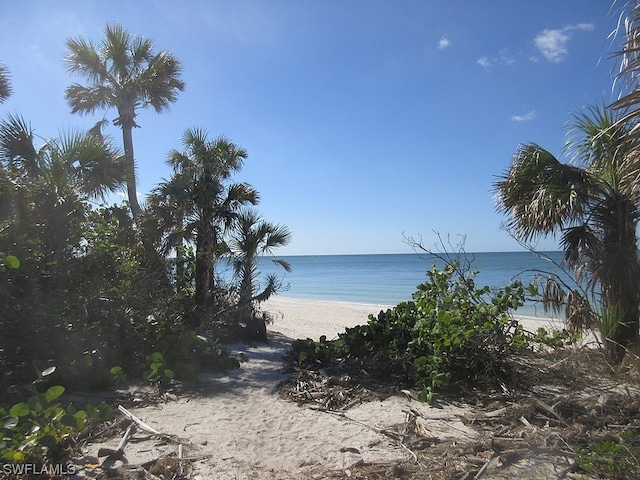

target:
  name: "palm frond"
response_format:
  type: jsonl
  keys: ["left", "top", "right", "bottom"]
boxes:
{"left": 0, "top": 114, "right": 39, "bottom": 175}
{"left": 0, "top": 63, "right": 12, "bottom": 103}
{"left": 225, "top": 182, "right": 260, "bottom": 208}
{"left": 271, "top": 258, "right": 292, "bottom": 273}
{"left": 560, "top": 224, "right": 601, "bottom": 277}
{"left": 57, "top": 129, "right": 126, "bottom": 199}
{"left": 494, "top": 143, "right": 590, "bottom": 241}
{"left": 566, "top": 104, "right": 632, "bottom": 168}
{"left": 253, "top": 273, "right": 286, "bottom": 303}
{"left": 565, "top": 289, "right": 595, "bottom": 333}
{"left": 141, "top": 52, "right": 186, "bottom": 112}
{"left": 64, "top": 37, "right": 107, "bottom": 82}
{"left": 64, "top": 84, "right": 114, "bottom": 115}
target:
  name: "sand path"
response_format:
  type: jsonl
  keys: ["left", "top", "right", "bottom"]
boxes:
{"left": 77, "top": 297, "right": 573, "bottom": 479}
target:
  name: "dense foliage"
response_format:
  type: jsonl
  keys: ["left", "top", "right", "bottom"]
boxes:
{"left": 494, "top": 105, "right": 640, "bottom": 362}
{"left": 291, "top": 261, "right": 555, "bottom": 402}
{"left": 0, "top": 27, "right": 290, "bottom": 472}
{"left": 0, "top": 368, "right": 113, "bottom": 465}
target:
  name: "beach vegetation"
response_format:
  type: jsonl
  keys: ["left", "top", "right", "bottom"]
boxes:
{"left": 0, "top": 62, "right": 11, "bottom": 103}
{"left": 148, "top": 128, "right": 260, "bottom": 330}
{"left": 64, "top": 23, "right": 185, "bottom": 218}
{"left": 0, "top": 114, "right": 129, "bottom": 385}
{"left": 494, "top": 104, "right": 640, "bottom": 363}
{"left": 576, "top": 430, "right": 640, "bottom": 480}
{"left": 0, "top": 367, "right": 113, "bottom": 465}
{"left": 292, "top": 260, "right": 542, "bottom": 402}
{"left": 1, "top": 23, "right": 288, "bottom": 434}
{"left": 227, "top": 209, "right": 292, "bottom": 340}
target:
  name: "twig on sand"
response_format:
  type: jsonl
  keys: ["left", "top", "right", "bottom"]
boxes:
{"left": 317, "top": 409, "right": 423, "bottom": 467}
{"left": 533, "top": 398, "right": 569, "bottom": 427}
{"left": 474, "top": 454, "right": 500, "bottom": 479}
{"left": 117, "top": 405, "right": 164, "bottom": 436}
{"left": 97, "top": 423, "right": 136, "bottom": 460}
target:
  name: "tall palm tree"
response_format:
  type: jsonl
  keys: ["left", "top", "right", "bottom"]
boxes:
{"left": 64, "top": 23, "right": 185, "bottom": 217}
{"left": 228, "top": 209, "right": 291, "bottom": 339}
{"left": 494, "top": 105, "right": 640, "bottom": 361}
{"left": 0, "top": 63, "right": 11, "bottom": 103}
{"left": 151, "top": 129, "right": 258, "bottom": 327}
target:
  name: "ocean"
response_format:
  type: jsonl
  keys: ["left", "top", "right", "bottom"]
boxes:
{"left": 230, "top": 251, "right": 572, "bottom": 319}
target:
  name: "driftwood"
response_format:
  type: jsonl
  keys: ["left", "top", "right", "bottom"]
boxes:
{"left": 97, "top": 423, "right": 136, "bottom": 460}
{"left": 95, "top": 406, "right": 177, "bottom": 473}
{"left": 117, "top": 405, "right": 164, "bottom": 435}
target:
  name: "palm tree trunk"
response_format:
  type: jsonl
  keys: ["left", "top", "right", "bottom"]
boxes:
{"left": 237, "top": 263, "right": 253, "bottom": 330}
{"left": 175, "top": 245, "right": 185, "bottom": 293}
{"left": 608, "top": 304, "right": 640, "bottom": 363}
{"left": 121, "top": 124, "right": 142, "bottom": 218}
{"left": 193, "top": 228, "right": 215, "bottom": 328}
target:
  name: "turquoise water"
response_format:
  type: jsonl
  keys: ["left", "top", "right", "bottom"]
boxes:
{"left": 237, "top": 251, "right": 570, "bottom": 319}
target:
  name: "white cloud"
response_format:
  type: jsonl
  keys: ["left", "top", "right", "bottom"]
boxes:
{"left": 438, "top": 35, "right": 452, "bottom": 50}
{"left": 477, "top": 56, "right": 492, "bottom": 69}
{"left": 511, "top": 110, "right": 537, "bottom": 122}
{"left": 534, "top": 23, "right": 594, "bottom": 63}
{"left": 477, "top": 49, "right": 514, "bottom": 69}
{"left": 498, "top": 48, "right": 515, "bottom": 65}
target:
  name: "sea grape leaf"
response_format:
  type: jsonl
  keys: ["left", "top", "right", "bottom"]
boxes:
{"left": 9, "top": 403, "right": 29, "bottom": 417}
{"left": 45, "top": 385, "right": 65, "bottom": 403}
{"left": 2, "top": 415, "right": 19, "bottom": 429}
{"left": 5, "top": 255, "right": 19, "bottom": 269}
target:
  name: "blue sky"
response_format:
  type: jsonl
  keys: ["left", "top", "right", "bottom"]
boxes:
{"left": 0, "top": 1, "right": 624, "bottom": 255}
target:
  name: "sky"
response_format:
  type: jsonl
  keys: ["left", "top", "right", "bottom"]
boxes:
{"left": 0, "top": 1, "right": 627, "bottom": 255}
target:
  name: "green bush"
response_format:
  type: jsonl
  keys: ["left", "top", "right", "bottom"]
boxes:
{"left": 577, "top": 431, "right": 640, "bottom": 479}
{"left": 0, "top": 369, "right": 113, "bottom": 464}
{"left": 292, "top": 261, "right": 531, "bottom": 402}
{"left": 143, "top": 329, "right": 240, "bottom": 387}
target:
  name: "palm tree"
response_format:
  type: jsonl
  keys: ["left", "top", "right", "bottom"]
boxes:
{"left": 228, "top": 209, "right": 291, "bottom": 339}
{"left": 494, "top": 105, "right": 640, "bottom": 361}
{"left": 0, "top": 115, "right": 126, "bottom": 370}
{"left": 0, "top": 63, "right": 11, "bottom": 103}
{"left": 0, "top": 114, "right": 127, "bottom": 263}
{"left": 64, "top": 23, "right": 185, "bottom": 217}
{"left": 610, "top": 1, "right": 640, "bottom": 138}
{"left": 150, "top": 129, "right": 258, "bottom": 327}
{"left": 147, "top": 172, "right": 193, "bottom": 294}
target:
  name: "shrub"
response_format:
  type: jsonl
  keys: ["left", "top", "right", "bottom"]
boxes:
{"left": 292, "top": 261, "right": 531, "bottom": 402}
{"left": 576, "top": 430, "right": 640, "bottom": 479}
{"left": 144, "top": 329, "right": 240, "bottom": 387}
{"left": 0, "top": 368, "right": 113, "bottom": 464}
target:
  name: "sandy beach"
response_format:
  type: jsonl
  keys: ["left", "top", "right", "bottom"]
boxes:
{"left": 263, "top": 296, "right": 566, "bottom": 341}
{"left": 78, "top": 296, "right": 576, "bottom": 479}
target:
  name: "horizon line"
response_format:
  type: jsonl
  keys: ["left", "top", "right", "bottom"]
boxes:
{"left": 262, "top": 250, "right": 563, "bottom": 257}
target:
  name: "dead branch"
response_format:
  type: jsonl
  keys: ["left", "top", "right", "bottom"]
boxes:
{"left": 117, "top": 405, "right": 163, "bottom": 435}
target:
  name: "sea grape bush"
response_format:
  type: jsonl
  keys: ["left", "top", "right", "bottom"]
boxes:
{"left": 144, "top": 329, "right": 240, "bottom": 386}
{"left": 0, "top": 369, "right": 113, "bottom": 463}
{"left": 292, "top": 261, "right": 532, "bottom": 402}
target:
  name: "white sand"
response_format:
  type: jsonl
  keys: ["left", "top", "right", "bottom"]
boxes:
{"left": 263, "top": 296, "right": 567, "bottom": 341}
{"left": 78, "top": 296, "right": 575, "bottom": 479}
{"left": 262, "top": 296, "right": 394, "bottom": 340}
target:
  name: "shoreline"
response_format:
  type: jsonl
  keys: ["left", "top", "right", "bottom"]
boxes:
{"left": 262, "top": 295, "right": 567, "bottom": 342}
